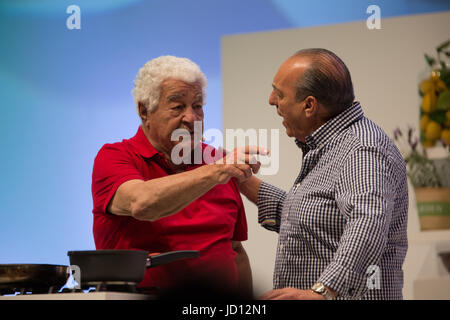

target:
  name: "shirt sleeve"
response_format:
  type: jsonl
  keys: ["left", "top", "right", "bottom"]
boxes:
{"left": 317, "top": 146, "right": 399, "bottom": 299}
{"left": 256, "top": 181, "right": 287, "bottom": 233}
{"left": 92, "top": 144, "right": 144, "bottom": 215}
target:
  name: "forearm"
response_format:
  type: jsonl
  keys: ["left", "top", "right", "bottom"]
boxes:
{"left": 137, "top": 164, "right": 229, "bottom": 220}
{"left": 112, "top": 165, "right": 221, "bottom": 221}
{"left": 238, "top": 176, "right": 262, "bottom": 205}
{"left": 109, "top": 148, "right": 260, "bottom": 221}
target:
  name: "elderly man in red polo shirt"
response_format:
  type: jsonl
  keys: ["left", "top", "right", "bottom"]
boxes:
{"left": 91, "top": 56, "right": 260, "bottom": 298}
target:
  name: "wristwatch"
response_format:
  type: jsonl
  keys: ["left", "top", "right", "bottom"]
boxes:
{"left": 310, "top": 282, "right": 335, "bottom": 300}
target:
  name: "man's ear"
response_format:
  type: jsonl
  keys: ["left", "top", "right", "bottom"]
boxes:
{"left": 303, "top": 96, "right": 319, "bottom": 118}
{"left": 138, "top": 102, "right": 148, "bottom": 121}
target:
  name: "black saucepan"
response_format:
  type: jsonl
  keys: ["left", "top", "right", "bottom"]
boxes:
{"left": 67, "top": 249, "right": 199, "bottom": 284}
{"left": 0, "top": 264, "right": 69, "bottom": 293}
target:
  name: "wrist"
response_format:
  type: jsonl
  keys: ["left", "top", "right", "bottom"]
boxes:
{"left": 237, "top": 176, "right": 261, "bottom": 205}
{"left": 309, "top": 290, "right": 326, "bottom": 300}
{"left": 203, "top": 162, "right": 230, "bottom": 185}
{"left": 310, "top": 282, "right": 336, "bottom": 300}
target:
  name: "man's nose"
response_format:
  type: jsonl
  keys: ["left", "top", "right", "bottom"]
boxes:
{"left": 268, "top": 91, "right": 277, "bottom": 106}
{"left": 182, "top": 106, "right": 202, "bottom": 124}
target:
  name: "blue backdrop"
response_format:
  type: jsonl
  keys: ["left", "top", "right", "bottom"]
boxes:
{"left": 1, "top": 0, "right": 449, "bottom": 265}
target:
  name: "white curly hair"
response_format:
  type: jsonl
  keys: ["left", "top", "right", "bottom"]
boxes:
{"left": 132, "top": 55, "right": 207, "bottom": 114}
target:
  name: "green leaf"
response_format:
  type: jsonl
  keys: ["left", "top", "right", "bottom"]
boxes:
{"left": 425, "top": 53, "right": 436, "bottom": 67}
{"left": 436, "top": 90, "right": 450, "bottom": 111}
{"left": 440, "top": 68, "right": 450, "bottom": 87}
{"left": 437, "top": 40, "right": 450, "bottom": 52}
{"left": 429, "top": 110, "right": 447, "bottom": 124}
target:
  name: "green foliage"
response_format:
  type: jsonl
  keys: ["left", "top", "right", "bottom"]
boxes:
{"left": 436, "top": 40, "right": 450, "bottom": 53}
{"left": 425, "top": 39, "right": 450, "bottom": 70}
{"left": 436, "top": 90, "right": 450, "bottom": 111}
{"left": 425, "top": 53, "right": 436, "bottom": 67}
{"left": 405, "top": 151, "right": 442, "bottom": 187}
{"left": 440, "top": 68, "right": 450, "bottom": 87}
{"left": 429, "top": 110, "right": 447, "bottom": 124}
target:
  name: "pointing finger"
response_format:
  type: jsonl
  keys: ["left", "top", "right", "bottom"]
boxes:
{"left": 243, "top": 146, "right": 270, "bottom": 155}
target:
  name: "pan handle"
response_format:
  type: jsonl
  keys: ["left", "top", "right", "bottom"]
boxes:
{"left": 146, "top": 250, "right": 199, "bottom": 268}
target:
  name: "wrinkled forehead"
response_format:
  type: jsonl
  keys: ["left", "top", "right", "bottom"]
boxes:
{"left": 161, "top": 78, "right": 204, "bottom": 101}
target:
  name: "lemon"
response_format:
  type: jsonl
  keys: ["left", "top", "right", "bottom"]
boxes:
{"left": 422, "top": 92, "right": 437, "bottom": 113}
{"left": 420, "top": 79, "right": 434, "bottom": 94}
{"left": 441, "top": 129, "right": 450, "bottom": 146}
{"left": 436, "top": 79, "right": 448, "bottom": 93}
{"left": 446, "top": 110, "right": 450, "bottom": 127}
{"left": 422, "top": 139, "right": 435, "bottom": 148}
{"left": 425, "top": 121, "right": 442, "bottom": 141}
{"left": 420, "top": 114, "right": 430, "bottom": 132}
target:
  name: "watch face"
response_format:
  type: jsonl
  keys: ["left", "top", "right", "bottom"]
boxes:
{"left": 312, "top": 283, "right": 325, "bottom": 293}
{"left": 312, "top": 283, "right": 334, "bottom": 300}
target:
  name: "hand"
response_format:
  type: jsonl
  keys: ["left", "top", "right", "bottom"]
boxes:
{"left": 258, "top": 287, "right": 325, "bottom": 300}
{"left": 221, "top": 146, "right": 269, "bottom": 169}
{"left": 212, "top": 146, "right": 269, "bottom": 184}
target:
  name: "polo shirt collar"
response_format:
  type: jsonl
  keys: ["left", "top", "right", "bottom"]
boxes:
{"left": 129, "top": 126, "right": 160, "bottom": 159}
{"left": 295, "top": 101, "right": 364, "bottom": 152}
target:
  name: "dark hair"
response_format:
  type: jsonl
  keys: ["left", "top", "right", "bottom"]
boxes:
{"left": 293, "top": 48, "right": 355, "bottom": 116}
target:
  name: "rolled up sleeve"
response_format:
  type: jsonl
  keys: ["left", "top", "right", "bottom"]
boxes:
{"left": 257, "top": 181, "right": 287, "bottom": 233}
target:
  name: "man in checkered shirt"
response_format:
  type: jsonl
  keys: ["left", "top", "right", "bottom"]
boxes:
{"left": 239, "top": 48, "right": 408, "bottom": 300}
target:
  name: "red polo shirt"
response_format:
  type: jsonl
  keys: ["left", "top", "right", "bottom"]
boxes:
{"left": 91, "top": 126, "right": 247, "bottom": 290}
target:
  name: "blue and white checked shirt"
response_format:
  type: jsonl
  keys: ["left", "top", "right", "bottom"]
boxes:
{"left": 257, "top": 102, "right": 408, "bottom": 300}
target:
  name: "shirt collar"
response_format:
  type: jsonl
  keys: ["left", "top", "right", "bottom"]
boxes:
{"left": 295, "top": 101, "right": 364, "bottom": 152}
{"left": 128, "top": 126, "right": 210, "bottom": 169}
{"left": 129, "top": 126, "right": 160, "bottom": 159}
